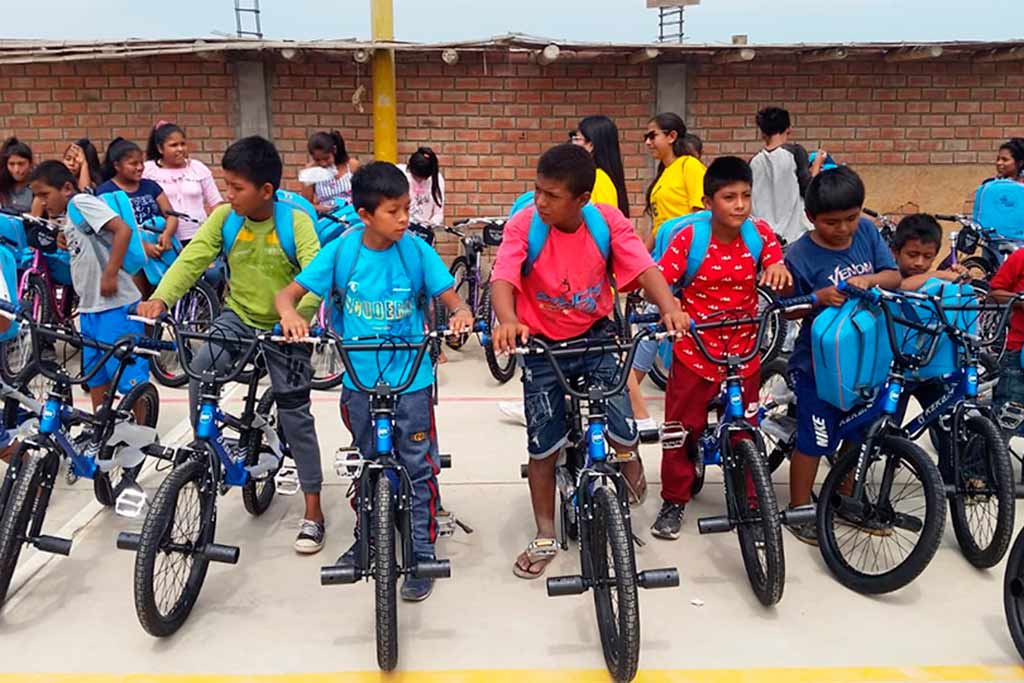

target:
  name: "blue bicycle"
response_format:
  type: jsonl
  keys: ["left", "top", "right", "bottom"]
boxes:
{"left": 0, "top": 304, "right": 165, "bottom": 609}
{"left": 117, "top": 311, "right": 291, "bottom": 636}
{"left": 319, "top": 330, "right": 454, "bottom": 672}
{"left": 513, "top": 327, "right": 679, "bottom": 683}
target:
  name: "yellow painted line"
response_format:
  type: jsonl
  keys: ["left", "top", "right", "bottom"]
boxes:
{"left": 1, "top": 667, "right": 1023, "bottom": 683}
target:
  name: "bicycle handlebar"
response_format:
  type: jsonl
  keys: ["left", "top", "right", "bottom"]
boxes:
{"left": 327, "top": 329, "right": 448, "bottom": 395}
{"left": 687, "top": 294, "right": 817, "bottom": 367}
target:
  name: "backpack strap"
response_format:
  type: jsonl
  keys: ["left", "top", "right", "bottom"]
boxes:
{"left": 330, "top": 227, "right": 366, "bottom": 338}
{"left": 739, "top": 219, "right": 764, "bottom": 269}
{"left": 680, "top": 213, "right": 765, "bottom": 289}
{"left": 221, "top": 210, "right": 245, "bottom": 257}
{"left": 222, "top": 201, "right": 299, "bottom": 268}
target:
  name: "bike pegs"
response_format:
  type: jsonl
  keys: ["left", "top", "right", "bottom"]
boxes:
{"left": 780, "top": 504, "right": 816, "bottom": 527}
{"left": 413, "top": 559, "right": 451, "bottom": 579}
{"left": 520, "top": 463, "right": 529, "bottom": 479}
{"left": 33, "top": 535, "right": 72, "bottom": 556}
{"left": 116, "top": 531, "right": 141, "bottom": 552}
{"left": 201, "top": 543, "right": 240, "bottom": 564}
{"left": 637, "top": 568, "right": 680, "bottom": 590}
{"left": 439, "top": 453, "right": 452, "bottom": 469}
{"left": 320, "top": 564, "right": 360, "bottom": 586}
{"left": 546, "top": 575, "right": 587, "bottom": 597}
{"left": 697, "top": 515, "right": 734, "bottom": 535}
{"left": 639, "top": 429, "right": 661, "bottom": 444}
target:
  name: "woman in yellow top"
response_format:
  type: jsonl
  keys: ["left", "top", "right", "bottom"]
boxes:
{"left": 571, "top": 115, "right": 631, "bottom": 217}
{"left": 644, "top": 112, "right": 706, "bottom": 239}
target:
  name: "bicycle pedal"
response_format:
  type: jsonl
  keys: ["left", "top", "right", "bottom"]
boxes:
{"left": 274, "top": 466, "right": 300, "bottom": 496}
{"left": 115, "top": 483, "right": 148, "bottom": 519}
{"left": 660, "top": 422, "right": 688, "bottom": 450}
{"left": 998, "top": 403, "right": 1024, "bottom": 431}
{"left": 333, "top": 447, "right": 363, "bottom": 479}
{"left": 436, "top": 509, "right": 457, "bottom": 538}
{"left": 246, "top": 451, "right": 281, "bottom": 480}
{"left": 65, "top": 469, "right": 79, "bottom": 486}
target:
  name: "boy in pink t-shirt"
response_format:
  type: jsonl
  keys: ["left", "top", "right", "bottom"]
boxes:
{"left": 491, "top": 144, "right": 688, "bottom": 580}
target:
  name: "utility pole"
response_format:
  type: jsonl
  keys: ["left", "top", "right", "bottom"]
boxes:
{"left": 371, "top": 0, "right": 397, "bottom": 162}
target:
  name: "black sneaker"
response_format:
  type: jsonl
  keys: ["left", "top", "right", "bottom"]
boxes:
{"left": 294, "top": 519, "right": 325, "bottom": 554}
{"left": 786, "top": 519, "right": 818, "bottom": 546}
{"left": 651, "top": 502, "right": 685, "bottom": 540}
{"left": 401, "top": 574, "right": 434, "bottom": 602}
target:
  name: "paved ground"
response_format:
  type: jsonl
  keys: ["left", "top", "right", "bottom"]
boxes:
{"left": 0, "top": 342, "right": 1023, "bottom": 683}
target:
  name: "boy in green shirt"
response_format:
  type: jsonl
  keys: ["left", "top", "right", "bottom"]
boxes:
{"left": 137, "top": 137, "right": 327, "bottom": 554}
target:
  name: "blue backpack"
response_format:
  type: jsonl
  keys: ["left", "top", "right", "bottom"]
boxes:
{"left": 812, "top": 297, "right": 893, "bottom": 411}
{"left": 896, "top": 278, "right": 976, "bottom": 381}
{"left": 652, "top": 211, "right": 764, "bottom": 292}
{"left": 67, "top": 191, "right": 148, "bottom": 275}
{"left": 973, "top": 178, "right": 1024, "bottom": 240}
{"left": 0, "top": 246, "right": 19, "bottom": 343}
{"left": 329, "top": 227, "right": 427, "bottom": 336}
{"left": 317, "top": 201, "right": 363, "bottom": 245}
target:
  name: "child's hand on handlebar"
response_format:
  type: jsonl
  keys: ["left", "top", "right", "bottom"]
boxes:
{"left": 278, "top": 309, "right": 310, "bottom": 342}
{"left": 56, "top": 231, "right": 67, "bottom": 251}
{"left": 660, "top": 308, "right": 691, "bottom": 336}
{"left": 494, "top": 321, "right": 531, "bottom": 354}
{"left": 815, "top": 285, "right": 846, "bottom": 308}
{"left": 760, "top": 263, "right": 793, "bottom": 291}
{"left": 448, "top": 307, "right": 474, "bottom": 336}
{"left": 136, "top": 299, "right": 168, "bottom": 320}
{"left": 142, "top": 241, "right": 163, "bottom": 258}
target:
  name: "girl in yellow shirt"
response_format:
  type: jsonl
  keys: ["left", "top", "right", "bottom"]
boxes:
{"left": 571, "top": 115, "right": 631, "bottom": 217}
{"left": 644, "top": 112, "right": 706, "bottom": 238}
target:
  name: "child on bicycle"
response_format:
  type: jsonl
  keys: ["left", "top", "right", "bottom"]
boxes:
{"left": 275, "top": 161, "right": 474, "bottom": 602}
{"left": 490, "top": 144, "right": 687, "bottom": 579}
{"left": 783, "top": 167, "right": 902, "bottom": 544}
{"left": 652, "top": 156, "right": 791, "bottom": 540}
{"left": 27, "top": 161, "right": 149, "bottom": 410}
{"left": 136, "top": 136, "right": 328, "bottom": 555}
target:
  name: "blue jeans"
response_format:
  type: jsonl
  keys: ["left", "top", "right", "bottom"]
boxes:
{"left": 340, "top": 386, "right": 440, "bottom": 560}
{"left": 995, "top": 350, "right": 1024, "bottom": 409}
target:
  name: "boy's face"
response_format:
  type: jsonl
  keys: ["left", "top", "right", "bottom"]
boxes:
{"left": 359, "top": 194, "right": 411, "bottom": 243}
{"left": 809, "top": 207, "right": 861, "bottom": 248}
{"left": 894, "top": 238, "right": 938, "bottom": 277}
{"left": 223, "top": 169, "right": 274, "bottom": 217}
{"left": 29, "top": 179, "right": 74, "bottom": 216}
{"left": 703, "top": 181, "right": 752, "bottom": 231}
{"left": 534, "top": 174, "right": 588, "bottom": 230}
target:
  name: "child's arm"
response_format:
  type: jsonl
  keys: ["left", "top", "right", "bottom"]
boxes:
{"left": 275, "top": 281, "right": 311, "bottom": 341}
{"left": 900, "top": 269, "right": 962, "bottom": 291}
{"left": 436, "top": 288, "right": 473, "bottom": 336}
{"left": 635, "top": 267, "right": 690, "bottom": 334}
{"left": 98, "top": 215, "right": 133, "bottom": 297}
{"left": 491, "top": 279, "right": 530, "bottom": 354}
{"left": 154, "top": 193, "right": 179, "bottom": 252}
{"left": 814, "top": 269, "right": 903, "bottom": 309}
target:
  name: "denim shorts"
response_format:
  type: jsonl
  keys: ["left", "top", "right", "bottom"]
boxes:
{"left": 522, "top": 323, "right": 637, "bottom": 459}
{"left": 995, "top": 349, "right": 1024, "bottom": 408}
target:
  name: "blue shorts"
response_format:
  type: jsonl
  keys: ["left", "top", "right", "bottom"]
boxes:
{"left": 631, "top": 338, "right": 659, "bottom": 374}
{"left": 80, "top": 303, "right": 149, "bottom": 395}
{"left": 791, "top": 369, "right": 861, "bottom": 458}
{"left": 522, "top": 323, "right": 637, "bottom": 459}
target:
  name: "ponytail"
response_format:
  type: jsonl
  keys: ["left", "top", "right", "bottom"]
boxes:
{"left": 308, "top": 130, "right": 350, "bottom": 167}
{"left": 409, "top": 147, "right": 443, "bottom": 207}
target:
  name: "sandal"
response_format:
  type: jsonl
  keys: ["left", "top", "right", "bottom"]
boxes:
{"left": 623, "top": 460, "right": 648, "bottom": 507}
{"left": 513, "top": 538, "right": 558, "bottom": 580}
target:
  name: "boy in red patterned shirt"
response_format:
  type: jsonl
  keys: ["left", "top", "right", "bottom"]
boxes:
{"left": 652, "top": 156, "right": 792, "bottom": 540}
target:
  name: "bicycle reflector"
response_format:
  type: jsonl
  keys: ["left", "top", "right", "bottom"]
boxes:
{"left": 483, "top": 221, "right": 505, "bottom": 247}
{"left": 956, "top": 227, "right": 980, "bottom": 255}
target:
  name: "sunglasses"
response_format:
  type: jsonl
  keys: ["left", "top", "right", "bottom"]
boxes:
{"left": 643, "top": 130, "right": 663, "bottom": 142}
{"left": 568, "top": 131, "right": 585, "bottom": 143}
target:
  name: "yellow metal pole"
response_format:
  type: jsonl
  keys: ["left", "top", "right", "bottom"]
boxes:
{"left": 370, "top": 0, "right": 397, "bottom": 162}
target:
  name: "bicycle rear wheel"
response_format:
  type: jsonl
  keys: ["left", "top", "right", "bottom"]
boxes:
{"left": 0, "top": 275, "right": 49, "bottom": 386}
{"left": 0, "top": 446, "right": 45, "bottom": 608}
{"left": 817, "top": 435, "right": 945, "bottom": 594}
{"left": 373, "top": 473, "right": 399, "bottom": 671}
{"left": 150, "top": 280, "right": 219, "bottom": 388}
{"left": 442, "top": 257, "right": 471, "bottom": 351}
{"left": 759, "top": 358, "right": 795, "bottom": 473}
{"left": 730, "top": 439, "right": 785, "bottom": 606}
{"left": 133, "top": 458, "right": 216, "bottom": 637}
{"left": 589, "top": 485, "right": 640, "bottom": 683}
{"left": 480, "top": 284, "right": 515, "bottom": 383}
{"left": 949, "top": 415, "right": 1014, "bottom": 568}
{"left": 241, "top": 388, "right": 283, "bottom": 516}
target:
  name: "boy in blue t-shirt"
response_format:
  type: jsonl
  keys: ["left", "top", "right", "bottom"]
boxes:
{"left": 784, "top": 167, "right": 902, "bottom": 544}
{"left": 276, "top": 162, "right": 473, "bottom": 602}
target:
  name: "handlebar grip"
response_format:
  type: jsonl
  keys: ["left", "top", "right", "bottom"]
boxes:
{"left": 630, "top": 312, "right": 661, "bottom": 325}
{"left": 934, "top": 214, "right": 960, "bottom": 222}
{"left": 778, "top": 293, "right": 817, "bottom": 309}
{"left": 862, "top": 208, "right": 880, "bottom": 218}
{"left": 836, "top": 280, "right": 880, "bottom": 304}
{"left": 272, "top": 323, "right": 326, "bottom": 338}
{"left": 135, "top": 336, "right": 176, "bottom": 352}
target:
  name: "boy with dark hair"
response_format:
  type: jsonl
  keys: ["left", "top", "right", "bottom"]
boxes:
{"left": 653, "top": 156, "right": 791, "bottom": 539}
{"left": 28, "top": 160, "right": 150, "bottom": 410}
{"left": 891, "top": 213, "right": 962, "bottom": 289}
{"left": 276, "top": 161, "right": 473, "bottom": 602}
{"left": 783, "top": 166, "right": 903, "bottom": 544}
{"left": 137, "top": 136, "right": 327, "bottom": 554}
{"left": 750, "top": 106, "right": 826, "bottom": 244}
{"left": 491, "top": 144, "right": 688, "bottom": 577}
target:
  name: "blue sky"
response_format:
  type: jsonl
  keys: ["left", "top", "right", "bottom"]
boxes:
{"left": 3, "top": 0, "right": 1022, "bottom": 44}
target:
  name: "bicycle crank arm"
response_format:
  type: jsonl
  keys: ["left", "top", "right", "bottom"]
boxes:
{"left": 32, "top": 534, "right": 72, "bottom": 556}
{"left": 638, "top": 568, "right": 680, "bottom": 590}
{"left": 455, "top": 518, "right": 474, "bottom": 534}
{"left": 697, "top": 515, "right": 734, "bottom": 534}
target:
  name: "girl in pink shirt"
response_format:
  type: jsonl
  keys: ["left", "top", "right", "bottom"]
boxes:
{"left": 143, "top": 122, "right": 224, "bottom": 242}
{"left": 399, "top": 147, "right": 445, "bottom": 226}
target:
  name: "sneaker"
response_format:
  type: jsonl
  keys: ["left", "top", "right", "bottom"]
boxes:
{"left": 786, "top": 520, "right": 818, "bottom": 546}
{"left": 835, "top": 509, "right": 893, "bottom": 537}
{"left": 498, "top": 401, "right": 527, "bottom": 427}
{"left": 401, "top": 574, "right": 435, "bottom": 602}
{"left": 294, "top": 519, "right": 325, "bottom": 554}
{"left": 651, "top": 502, "right": 685, "bottom": 540}
{"left": 635, "top": 417, "right": 658, "bottom": 432}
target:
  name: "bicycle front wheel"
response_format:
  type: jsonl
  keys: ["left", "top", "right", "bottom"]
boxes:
{"left": 373, "top": 472, "right": 399, "bottom": 671}
{"left": 1003, "top": 529, "right": 1024, "bottom": 660}
{"left": 731, "top": 439, "right": 785, "bottom": 606}
{"left": 0, "top": 446, "right": 45, "bottom": 608}
{"left": 480, "top": 284, "right": 515, "bottom": 383}
{"left": 817, "top": 435, "right": 945, "bottom": 594}
{"left": 94, "top": 382, "right": 160, "bottom": 507}
{"left": 589, "top": 485, "right": 640, "bottom": 683}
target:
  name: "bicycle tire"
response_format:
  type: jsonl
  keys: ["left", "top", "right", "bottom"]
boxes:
{"left": 133, "top": 457, "right": 216, "bottom": 637}
{"left": 757, "top": 285, "right": 787, "bottom": 365}
{"left": 310, "top": 341, "right": 345, "bottom": 391}
{"left": 731, "top": 439, "right": 785, "bottom": 606}
{"left": 1002, "top": 528, "right": 1024, "bottom": 660}
{"left": 374, "top": 473, "right": 399, "bottom": 671}
{"left": 759, "top": 357, "right": 795, "bottom": 474}
{"left": 241, "top": 388, "right": 283, "bottom": 516}
{"left": 590, "top": 485, "right": 640, "bottom": 683}
{"left": 0, "top": 446, "right": 44, "bottom": 608}
{"left": 817, "top": 435, "right": 945, "bottom": 594}
{"left": 961, "top": 256, "right": 996, "bottom": 282}
{"left": 480, "top": 284, "right": 516, "bottom": 384}
{"left": 0, "top": 276, "right": 50, "bottom": 386}
{"left": 94, "top": 382, "right": 159, "bottom": 507}
{"left": 926, "top": 354, "right": 999, "bottom": 455}
{"left": 149, "top": 279, "right": 220, "bottom": 389}
{"left": 443, "top": 257, "right": 471, "bottom": 351}
{"left": 949, "top": 415, "right": 1014, "bottom": 569}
